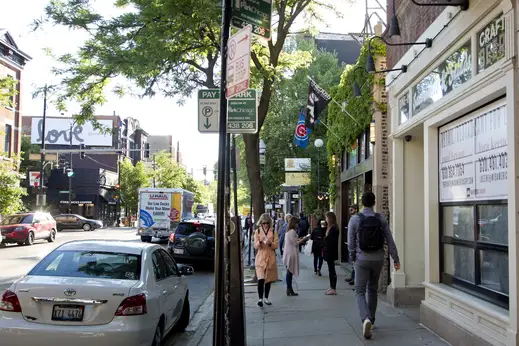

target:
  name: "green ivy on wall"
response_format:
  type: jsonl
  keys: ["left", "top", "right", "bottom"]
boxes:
{"left": 326, "top": 39, "right": 386, "bottom": 202}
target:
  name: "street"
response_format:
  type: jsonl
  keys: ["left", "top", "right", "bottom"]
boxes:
{"left": 0, "top": 227, "right": 215, "bottom": 345}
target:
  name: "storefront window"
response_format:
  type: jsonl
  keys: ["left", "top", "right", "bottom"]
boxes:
{"left": 359, "top": 132, "right": 366, "bottom": 162}
{"left": 398, "top": 93, "right": 409, "bottom": 125}
{"left": 347, "top": 144, "right": 357, "bottom": 169}
{"left": 477, "top": 13, "right": 505, "bottom": 73}
{"left": 439, "top": 101, "right": 508, "bottom": 308}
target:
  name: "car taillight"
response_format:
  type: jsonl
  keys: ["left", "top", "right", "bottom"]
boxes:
{"left": 115, "top": 294, "right": 147, "bottom": 316}
{"left": 169, "top": 233, "right": 175, "bottom": 242}
{"left": 0, "top": 290, "right": 22, "bottom": 312}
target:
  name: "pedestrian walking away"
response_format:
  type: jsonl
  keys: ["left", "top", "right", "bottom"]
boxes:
{"left": 348, "top": 192, "right": 400, "bottom": 340}
{"left": 254, "top": 213, "right": 279, "bottom": 307}
{"left": 282, "top": 216, "right": 310, "bottom": 296}
{"left": 345, "top": 204, "right": 358, "bottom": 285}
{"left": 324, "top": 211, "right": 339, "bottom": 295}
{"left": 298, "top": 212, "right": 310, "bottom": 252}
{"left": 278, "top": 214, "right": 291, "bottom": 258}
{"left": 311, "top": 219, "right": 326, "bottom": 276}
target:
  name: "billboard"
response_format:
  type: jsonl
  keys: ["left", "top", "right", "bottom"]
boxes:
{"left": 284, "top": 158, "right": 311, "bottom": 172}
{"left": 285, "top": 172, "right": 311, "bottom": 186}
{"left": 31, "top": 118, "right": 113, "bottom": 146}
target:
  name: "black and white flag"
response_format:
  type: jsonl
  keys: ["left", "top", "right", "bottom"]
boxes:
{"left": 305, "top": 79, "right": 332, "bottom": 130}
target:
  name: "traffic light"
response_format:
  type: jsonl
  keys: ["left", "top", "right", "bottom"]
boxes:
{"left": 66, "top": 169, "right": 74, "bottom": 177}
{"left": 203, "top": 165, "right": 207, "bottom": 176}
{"left": 79, "top": 144, "right": 85, "bottom": 159}
{"left": 115, "top": 183, "right": 120, "bottom": 190}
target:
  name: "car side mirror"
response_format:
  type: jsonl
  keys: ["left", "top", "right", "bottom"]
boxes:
{"left": 177, "top": 264, "right": 194, "bottom": 276}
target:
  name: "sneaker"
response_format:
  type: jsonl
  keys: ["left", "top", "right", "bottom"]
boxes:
{"left": 264, "top": 299, "right": 272, "bottom": 305}
{"left": 325, "top": 288, "right": 337, "bottom": 295}
{"left": 317, "top": 270, "right": 322, "bottom": 276}
{"left": 257, "top": 299, "right": 263, "bottom": 307}
{"left": 363, "top": 319, "right": 372, "bottom": 339}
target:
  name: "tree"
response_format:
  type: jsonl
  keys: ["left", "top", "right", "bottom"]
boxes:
{"left": 153, "top": 152, "right": 187, "bottom": 189}
{"left": 37, "top": 0, "right": 346, "bottom": 220}
{"left": 0, "top": 76, "right": 18, "bottom": 108}
{"left": 120, "top": 158, "right": 150, "bottom": 215}
{"left": 20, "top": 136, "right": 45, "bottom": 174}
{"left": 0, "top": 156, "right": 27, "bottom": 216}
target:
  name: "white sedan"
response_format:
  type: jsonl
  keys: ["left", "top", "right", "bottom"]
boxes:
{"left": 0, "top": 240, "right": 193, "bottom": 346}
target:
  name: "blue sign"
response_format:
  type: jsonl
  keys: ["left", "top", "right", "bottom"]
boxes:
{"left": 139, "top": 209, "right": 155, "bottom": 227}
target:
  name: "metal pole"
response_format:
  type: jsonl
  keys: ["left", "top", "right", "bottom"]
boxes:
{"left": 230, "top": 134, "right": 246, "bottom": 345}
{"left": 317, "top": 148, "right": 320, "bottom": 197}
{"left": 152, "top": 155, "right": 156, "bottom": 188}
{"left": 116, "top": 156, "right": 121, "bottom": 227}
{"left": 248, "top": 189, "right": 253, "bottom": 267}
{"left": 68, "top": 122, "right": 73, "bottom": 214}
{"left": 214, "top": 0, "right": 232, "bottom": 344}
{"left": 38, "top": 85, "right": 47, "bottom": 207}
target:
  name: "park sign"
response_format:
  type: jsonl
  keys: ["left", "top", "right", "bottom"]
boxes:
{"left": 198, "top": 89, "right": 220, "bottom": 133}
{"left": 232, "top": 0, "right": 272, "bottom": 40}
{"left": 226, "top": 25, "right": 252, "bottom": 99}
{"left": 227, "top": 89, "right": 257, "bottom": 134}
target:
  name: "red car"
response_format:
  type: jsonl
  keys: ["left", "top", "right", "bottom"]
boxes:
{"left": 0, "top": 213, "right": 57, "bottom": 246}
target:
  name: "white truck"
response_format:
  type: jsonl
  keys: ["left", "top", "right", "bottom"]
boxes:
{"left": 137, "top": 188, "right": 195, "bottom": 242}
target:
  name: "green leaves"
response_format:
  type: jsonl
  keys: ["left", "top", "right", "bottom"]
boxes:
{"left": 120, "top": 158, "right": 150, "bottom": 215}
{"left": 0, "top": 76, "right": 18, "bottom": 108}
{"left": 0, "top": 155, "right": 27, "bottom": 216}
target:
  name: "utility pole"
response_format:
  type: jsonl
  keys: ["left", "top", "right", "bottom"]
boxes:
{"left": 38, "top": 84, "right": 47, "bottom": 207}
{"left": 67, "top": 121, "right": 74, "bottom": 214}
{"left": 152, "top": 155, "right": 156, "bottom": 188}
{"left": 116, "top": 155, "right": 121, "bottom": 227}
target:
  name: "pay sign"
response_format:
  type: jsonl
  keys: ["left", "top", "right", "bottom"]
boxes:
{"left": 226, "top": 25, "right": 252, "bottom": 99}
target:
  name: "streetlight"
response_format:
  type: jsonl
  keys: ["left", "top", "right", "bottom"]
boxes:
{"left": 314, "top": 138, "right": 324, "bottom": 198}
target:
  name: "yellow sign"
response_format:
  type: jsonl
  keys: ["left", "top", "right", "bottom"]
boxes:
{"left": 242, "top": 207, "right": 251, "bottom": 215}
{"left": 170, "top": 192, "right": 182, "bottom": 222}
{"left": 285, "top": 172, "right": 311, "bottom": 186}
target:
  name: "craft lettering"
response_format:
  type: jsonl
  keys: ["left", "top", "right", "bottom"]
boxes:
{"left": 37, "top": 119, "right": 84, "bottom": 144}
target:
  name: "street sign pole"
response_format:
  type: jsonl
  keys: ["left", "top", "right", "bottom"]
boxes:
{"left": 39, "top": 85, "right": 47, "bottom": 206}
{"left": 214, "top": 0, "right": 232, "bottom": 345}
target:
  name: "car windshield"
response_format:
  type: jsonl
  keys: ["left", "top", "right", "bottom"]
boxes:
{"left": 176, "top": 222, "right": 214, "bottom": 236}
{"left": 29, "top": 250, "right": 141, "bottom": 280}
{"left": 1, "top": 215, "right": 33, "bottom": 225}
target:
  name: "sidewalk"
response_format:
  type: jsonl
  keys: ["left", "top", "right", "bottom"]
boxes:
{"left": 179, "top": 254, "right": 450, "bottom": 346}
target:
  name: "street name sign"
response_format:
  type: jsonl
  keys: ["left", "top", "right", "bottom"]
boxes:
{"left": 228, "top": 89, "right": 258, "bottom": 134}
{"left": 198, "top": 89, "right": 220, "bottom": 133}
{"left": 226, "top": 25, "right": 252, "bottom": 99}
{"left": 232, "top": 0, "right": 272, "bottom": 40}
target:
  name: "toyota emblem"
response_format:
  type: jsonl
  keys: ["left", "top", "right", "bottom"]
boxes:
{"left": 64, "top": 288, "right": 76, "bottom": 296}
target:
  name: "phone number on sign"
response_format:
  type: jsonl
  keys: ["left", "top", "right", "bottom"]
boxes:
{"left": 477, "top": 152, "right": 507, "bottom": 173}
{"left": 441, "top": 163, "right": 465, "bottom": 180}
{"left": 228, "top": 122, "right": 255, "bottom": 129}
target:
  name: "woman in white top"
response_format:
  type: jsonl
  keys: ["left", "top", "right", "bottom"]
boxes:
{"left": 282, "top": 216, "right": 310, "bottom": 296}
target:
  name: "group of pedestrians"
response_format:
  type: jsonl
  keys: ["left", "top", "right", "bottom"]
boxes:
{"left": 251, "top": 191, "right": 401, "bottom": 340}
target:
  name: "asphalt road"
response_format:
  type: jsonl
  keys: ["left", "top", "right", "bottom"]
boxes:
{"left": 0, "top": 227, "right": 215, "bottom": 344}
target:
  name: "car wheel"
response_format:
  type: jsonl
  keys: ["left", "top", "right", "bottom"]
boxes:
{"left": 175, "top": 295, "right": 190, "bottom": 332}
{"left": 56, "top": 228, "right": 61, "bottom": 232}
{"left": 151, "top": 320, "right": 163, "bottom": 346}
{"left": 47, "top": 230, "right": 56, "bottom": 243}
{"left": 82, "top": 223, "right": 92, "bottom": 231}
{"left": 141, "top": 236, "right": 152, "bottom": 243}
{"left": 24, "top": 232, "right": 34, "bottom": 246}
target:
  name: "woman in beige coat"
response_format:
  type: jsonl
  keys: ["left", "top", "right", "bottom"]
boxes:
{"left": 254, "top": 213, "right": 279, "bottom": 307}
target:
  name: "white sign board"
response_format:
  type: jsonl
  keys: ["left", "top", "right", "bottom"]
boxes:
{"left": 139, "top": 192, "right": 172, "bottom": 230}
{"left": 439, "top": 101, "right": 507, "bottom": 202}
{"left": 226, "top": 25, "right": 252, "bottom": 99}
{"left": 198, "top": 89, "right": 220, "bottom": 133}
{"left": 31, "top": 118, "right": 113, "bottom": 146}
{"left": 29, "top": 171, "right": 41, "bottom": 187}
{"left": 285, "top": 158, "right": 311, "bottom": 172}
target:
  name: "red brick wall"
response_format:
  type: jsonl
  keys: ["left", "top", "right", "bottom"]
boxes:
{"left": 386, "top": 0, "right": 443, "bottom": 68}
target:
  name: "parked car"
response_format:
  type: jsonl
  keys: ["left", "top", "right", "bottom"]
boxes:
{"left": 168, "top": 220, "right": 215, "bottom": 265}
{"left": 54, "top": 214, "right": 103, "bottom": 232}
{"left": 0, "top": 212, "right": 56, "bottom": 246}
{"left": 0, "top": 240, "right": 194, "bottom": 346}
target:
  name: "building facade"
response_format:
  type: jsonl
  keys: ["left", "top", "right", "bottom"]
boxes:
{"left": 0, "top": 30, "right": 31, "bottom": 158}
{"left": 386, "top": 0, "right": 518, "bottom": 344}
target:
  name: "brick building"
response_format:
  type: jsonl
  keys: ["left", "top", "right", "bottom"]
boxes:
{"left": 385, "top": 0, "right": 517, "bottom": 345}
{"left": 0, "top": 30, "right": 31, "bottom": 158}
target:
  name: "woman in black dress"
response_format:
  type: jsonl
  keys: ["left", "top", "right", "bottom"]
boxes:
{"left": 324, "top": 211, "right": 339, "bottom": 295}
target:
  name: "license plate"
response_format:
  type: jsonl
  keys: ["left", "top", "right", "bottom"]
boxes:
{"left": 173, "top": 248, "right": 184, "bottom": 255}
{"left": 52, "top": 304, "right": 84, "bottom": 321}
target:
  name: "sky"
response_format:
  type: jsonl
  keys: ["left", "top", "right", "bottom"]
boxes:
{"left": 1, "top": 0, "right": 386, "bottom": 181}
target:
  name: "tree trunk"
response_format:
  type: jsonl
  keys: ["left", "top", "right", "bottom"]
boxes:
{"left": 243, "top": 133, "right": 264, "bottom": 222}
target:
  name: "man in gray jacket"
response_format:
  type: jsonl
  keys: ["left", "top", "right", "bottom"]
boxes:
{"left": 347, "top": 192, "right": 400, "bottom": 340}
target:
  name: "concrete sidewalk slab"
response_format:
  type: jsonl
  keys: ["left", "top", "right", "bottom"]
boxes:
{"left": 176, "top": 254, "right": 450, "bottom": 346}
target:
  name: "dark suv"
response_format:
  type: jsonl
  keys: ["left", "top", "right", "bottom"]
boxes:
{"left": 168, "top": 220, "right": 215, "bottom": 265}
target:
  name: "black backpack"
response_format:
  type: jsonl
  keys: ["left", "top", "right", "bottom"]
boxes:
{"left": 358, "top": 213, "right": 384, "bottom": 252}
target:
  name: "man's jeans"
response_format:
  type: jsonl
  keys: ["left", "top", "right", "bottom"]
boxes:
{"left": 354, "top": 260, "right": 384, "bottom": 324}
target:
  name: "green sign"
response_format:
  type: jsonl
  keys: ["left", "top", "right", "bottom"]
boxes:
{"left": 232, "top": 0, "right": 272, "bottom": 40}
{"left": 59, "top": 190, "right": 70, "bottom": 194}
{"left": 227, "top": 89, "right": 258, "bottom": 134}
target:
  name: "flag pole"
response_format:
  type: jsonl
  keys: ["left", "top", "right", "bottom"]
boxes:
{"left": 317, "top": 118, "right": 341, "bottom": 140}
{"left": 306, "top": 76, "right": 359, "bottom": 125}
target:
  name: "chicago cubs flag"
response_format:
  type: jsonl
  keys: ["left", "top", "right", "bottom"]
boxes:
{"left": 294, "top": 108, "right": 312, "bottom": 149}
